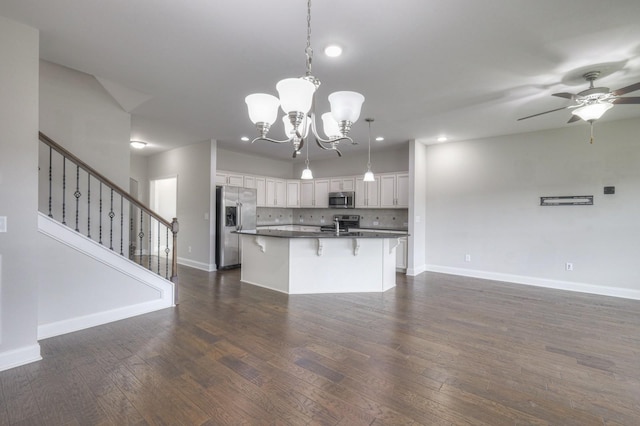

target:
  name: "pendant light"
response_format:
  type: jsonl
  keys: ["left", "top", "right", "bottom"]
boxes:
{"left": 301, "top": 136, "right": 313, "bottom": 179}
{"left": 363, "top": 118, "right": 375, "bottom": 182}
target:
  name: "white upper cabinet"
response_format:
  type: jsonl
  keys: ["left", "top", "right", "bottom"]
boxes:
{"left": 265, "top": 178, "right": 286, "bottom": 207}
{"left": 380, "top": 172, "right": 409, "bottom": 208}
{"left": 218, "top": 169, "right": 407, "bottom": 209}
{"left": 216, "top": 171, "right": 244, "bottom": 187}
{"left": 329, "top": 177, "right": 355, "bottom": 192}
{"left": 314, "top": 179, "right": 330, "bottom": 208}
{"left": 286, "top": 180, "right": 300, "bottom": 207}
{"left": 355, "top": 176, "right": 380, "bottom": 208}
{"left": 300, "top": 179, "right": 330, "bottom": 208}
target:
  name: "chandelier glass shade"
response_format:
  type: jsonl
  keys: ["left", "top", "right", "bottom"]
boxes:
{"left": 244, "top": 0, "right": 365, "bottom": 158}
{"left": 571, "top": 102, "right": 613, "bottom": 121}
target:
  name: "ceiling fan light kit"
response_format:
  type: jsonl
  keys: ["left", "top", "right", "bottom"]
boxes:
{"left": 245, "top": 0, "right": 365, "bottom": 159}
{"left": 517, "top": 71, "right": 640, "bottom": 132}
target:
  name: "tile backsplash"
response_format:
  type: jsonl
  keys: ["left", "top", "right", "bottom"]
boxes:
{"left": 257, "top": 207, "right": 408, "bottom": 230}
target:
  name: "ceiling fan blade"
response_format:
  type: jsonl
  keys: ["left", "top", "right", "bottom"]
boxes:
{"left": 552, "top": 92, "right": 578, "bottom": 100}
{"left": 612, "top": 97, "right": 640, "bottom": 104}
{"left": 567, "top": 115, "right": 581, "bottom": 124}
{"left": 612, "top": 82, "right": 640, "bottom": 96}
{"left": 517, "top": 106, "right": 570, "bottom": 121}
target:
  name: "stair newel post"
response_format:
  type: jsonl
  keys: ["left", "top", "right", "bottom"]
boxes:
{"left": 171, "top": 217, "right": 179, "bottom": 304}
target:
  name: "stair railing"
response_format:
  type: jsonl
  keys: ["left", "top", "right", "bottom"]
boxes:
{"left": 38, "top": 132, "right": 179, "bottom": 298}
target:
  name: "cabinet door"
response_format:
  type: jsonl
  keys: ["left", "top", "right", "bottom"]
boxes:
{"left": 396, "top": 237, "right": 408, "bottom": 269}
{"left": 244, "top": 176, "right": 256, "bottom": 189}
{"left": 300, "top": 181, "right": 315, "bottom": 207}
{"left": 286, "top": 180, "right": 300, "bottom": 207}
{"left": 215, "top": 172, "right": 227, "bottom": 186}
{"left": 355, "top": 178, "right": 366, "bottom": 207}
{"left": 395, "top": 173, "right": 409, "bottom": 207}
{"left": 329, "top": 179, "right": 342, "bottom": 192}
{"left": 275, "top": 180, "right": 287, "bottom": 207}
{"left": 265, "top": 179, "right": 276, "bottom": 206}
{"left": 379, "top": 174, "right": 397, "bottom": 208}
{"left": 314, "top": 179, "right": 330, "bottom": 208}
{"left": 227, "top": 174, "right": 244, "bottom": 187}
{"left": 366, "top": 177, "right": 380, "bottom": 207}
{"left": 255, "top": 177, "right": 266, "bottom": 207}
{"left": 341, "top": 178, "right": 355, "bottom": 192}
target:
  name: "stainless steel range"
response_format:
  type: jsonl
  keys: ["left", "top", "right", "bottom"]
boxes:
{"left": 320, "top": 214, "right": 360, "bottom": 232}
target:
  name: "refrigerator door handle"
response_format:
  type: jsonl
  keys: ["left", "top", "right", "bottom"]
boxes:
{"left": 237, "top": 201, "right": 243, "bottom": 230}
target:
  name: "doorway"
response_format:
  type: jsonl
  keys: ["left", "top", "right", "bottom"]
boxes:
{"left": 150, "top": 176, "right": 177, "bottom": 255}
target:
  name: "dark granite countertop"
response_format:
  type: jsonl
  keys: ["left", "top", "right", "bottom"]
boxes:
{"left": 235, "top": 230, "right": 408, "bottom": 239}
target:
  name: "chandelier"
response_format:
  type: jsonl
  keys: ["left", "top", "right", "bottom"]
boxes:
{"left": 244, "top": 0, "right": 365, "bottom": 158}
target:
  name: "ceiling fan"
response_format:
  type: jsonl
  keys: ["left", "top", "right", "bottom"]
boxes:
{"left": 518, "top": 71, "right": 640, "bottom": 124}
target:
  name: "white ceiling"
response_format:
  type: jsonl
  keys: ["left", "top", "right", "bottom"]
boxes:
{"left": 2, "top": 0, "right": 640, "bottom": 161}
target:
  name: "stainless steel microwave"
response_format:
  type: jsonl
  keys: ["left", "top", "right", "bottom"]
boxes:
{"left": 328, "top": 191, "right": 355, "bottom": 209}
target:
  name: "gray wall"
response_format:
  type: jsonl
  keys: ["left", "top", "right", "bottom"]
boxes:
{"left": 0, "top": 17, "right": 40, "bottom": 369}
{"left": 39, "top": 60, "right": 131, "bottom": 188}
{"left": 422, "top": 117, "right": 640, "bottom": 294}
{"left": 147, "top": 141, "right": 216, "bottom": 270}
{"left": 217, "top": 148, "right": 294, "bottom": 178}
{"left": 292, "top": 143, "right": 410, "bottom": 178}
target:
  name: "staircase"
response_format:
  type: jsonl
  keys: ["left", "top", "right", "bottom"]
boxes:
{"left": 37, "top": 132, "right": 178, "bottom": 339}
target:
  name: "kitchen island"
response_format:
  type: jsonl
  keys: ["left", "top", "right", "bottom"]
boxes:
{"left": 235, "top": 229, "right": 407, "bottom": 294}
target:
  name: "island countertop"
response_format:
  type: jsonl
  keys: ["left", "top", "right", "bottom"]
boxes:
{"left": 234, "top": 229, "right": 408, "bottom": 239}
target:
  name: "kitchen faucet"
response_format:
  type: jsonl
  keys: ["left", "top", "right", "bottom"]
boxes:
{"left": 334, "top": 217, "right": 340, "bottom": 234}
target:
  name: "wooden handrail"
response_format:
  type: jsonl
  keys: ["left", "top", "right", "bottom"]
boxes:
{"left": 40, "top": 131, "right": 179, "bottom": 300}
{"left": 38, "top": 131, "right": 172, "bottom": 228}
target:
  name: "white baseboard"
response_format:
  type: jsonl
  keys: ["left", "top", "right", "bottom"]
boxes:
{"left": 425, "top": 265, "right": 640, "bottom": 301}
{"left": 38, "top": 299, "right": 172, "bottom": 340}
{"left": 406, "top": 263, "right": 426, "bottom": 276}
{"left": 177, "top": 257, "right": 216, "bottom": 272}
{"left": 0, "top": 344, "right": 42, "bottom": 372}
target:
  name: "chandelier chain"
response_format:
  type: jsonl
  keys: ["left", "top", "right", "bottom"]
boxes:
{"left": 305, "top": 0, "right": 313, "bottom": 76}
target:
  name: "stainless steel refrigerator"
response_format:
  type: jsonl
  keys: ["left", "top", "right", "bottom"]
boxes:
{"left": 215, "top": 185, "right": 257, "bottom": 269}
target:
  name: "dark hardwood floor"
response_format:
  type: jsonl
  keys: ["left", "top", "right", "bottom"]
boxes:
{"left": 2, "top": 267, "right": 640, "bottom": 425}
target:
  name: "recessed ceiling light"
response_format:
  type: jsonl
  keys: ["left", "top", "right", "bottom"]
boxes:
{"left": 241, "top": 136, "right": 250, "bottom": 142}
{"left": 437, "top": 136, "right": 448, "bottom": 143}
{"left": 375, "top": 136, "right": 384, "bottom": 142}
{"left": 130, "top": 140, "right": 147, "bottom": 149}
{"left": 324, "top": 44, "right": 343, "bottom": 57}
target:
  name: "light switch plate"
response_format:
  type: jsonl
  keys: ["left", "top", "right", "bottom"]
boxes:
{"left": 0, "top": 216, "right": 6, "bottom": 233}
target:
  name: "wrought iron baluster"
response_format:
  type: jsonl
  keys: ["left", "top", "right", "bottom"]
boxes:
{"left": 62, "top": 157, "right": 67, "bottom": 225}
{"left": 74, "top": 164, "right": 80, "bottom": 232}
{"left": 120, "top": 196, "right": 124, "bottom": 255}
{"left": 157, "top": 220, "right": 161, "bottom": 275}
{"left": 148, "top": 215, "right": 152, "bottom": 270}
{"left": 165, "top": 226, "right": 170, "bottom": 279}
{"left": 48, "top": 146, "right": 53, "bottom": 218}
{"left": 99, "top": 182, "right": 103, "bottom": 244}
{"left": 87, "top": 173, "right": 91, "bottom": 238}
{"left": 138, "top": 210, "right": 144, "bottom": 265}
{"left": 109, "top": 189, "right": 114, "bottom": 250}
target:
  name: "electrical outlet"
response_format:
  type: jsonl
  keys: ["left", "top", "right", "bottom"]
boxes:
{"left": 188, "top": 246, "right": 192, "bottom": 253}
{"left": 465, "top": 254, "right": 471, "bottom": 262}
{"left": 320, "top": 218, "right": 325, "bottom": 223}
{"left": 204, "top": 213, "right": 209, "bottom": 220}
{"left": 565, "top": 262, "right": 573, "bottom": 271}
{"left": 373, "top": 221, "right": 379, "bottom": 226}
{"left": 275, "top": 218, "right": 279, "bottom": 223}
{"left": 299, "top": 218, "right": 304, "bottom": 223}
{"left": 0, "top": 216, "right": 6, "bottom": 233}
